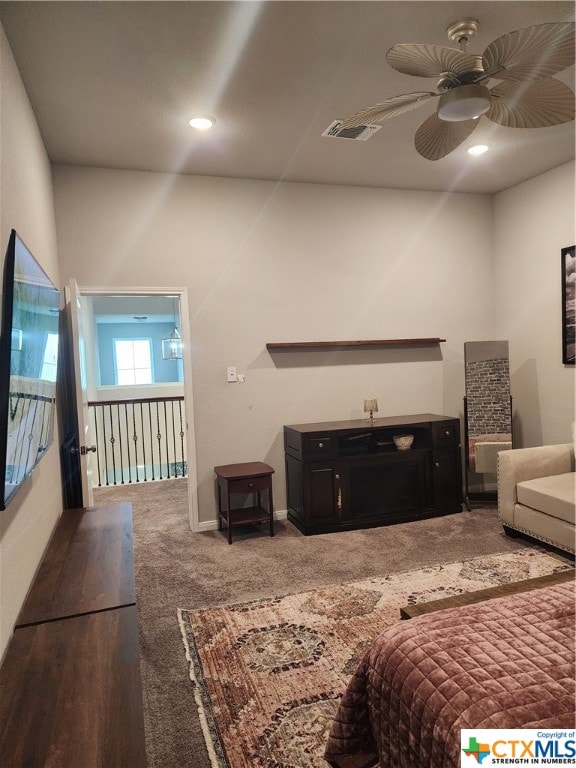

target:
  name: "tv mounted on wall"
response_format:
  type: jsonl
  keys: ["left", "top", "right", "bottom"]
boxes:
{"left": 0, "top": 230, "right": 60, "bottom": 510}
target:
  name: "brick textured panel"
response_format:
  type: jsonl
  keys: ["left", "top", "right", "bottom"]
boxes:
{"left": 465, "top": 358, "right": 511, "bottom": 436}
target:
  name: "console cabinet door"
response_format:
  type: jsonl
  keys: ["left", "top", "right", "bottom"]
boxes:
{"left": 305, "top": 463, "right": 344, "bottom": 525}
{"left": 432, "top": 448, "right": 462, "bottom": 510}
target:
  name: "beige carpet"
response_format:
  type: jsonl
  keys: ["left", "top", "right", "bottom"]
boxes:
{"left": 93, "top": 479, "right": 571, "bottom": 768}
{"left": 178, "top": 549, "right": 571, "bottom": 768}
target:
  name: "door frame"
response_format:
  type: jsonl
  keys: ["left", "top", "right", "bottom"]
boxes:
{"left": 72, "top": 284, "right": 200, "bottom": 532}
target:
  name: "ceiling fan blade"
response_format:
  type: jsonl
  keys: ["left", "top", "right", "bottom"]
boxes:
{"left": 338, "top": 91, "right": 437, "bottom": 130}
{"left": 414, "top": 113, "right": 478, "bottom": 161}
{"left": 487, "top": 79, "right": 575, "bottom": 128}
{"left": 482, "top": 22, "right": 575, "bottom": 81}
{"left": 386, "top": 44, "right": 478, "bottom": 78}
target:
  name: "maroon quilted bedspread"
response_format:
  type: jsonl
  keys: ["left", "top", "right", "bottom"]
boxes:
{"left": 325, "top": 581, "right": 576, "bottom": 768}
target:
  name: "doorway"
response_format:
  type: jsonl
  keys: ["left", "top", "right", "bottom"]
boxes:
{"left": 63, "top": 285, "right": 199, "bottom": 532}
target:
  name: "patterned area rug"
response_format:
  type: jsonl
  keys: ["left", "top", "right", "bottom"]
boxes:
{"left": 178, "top": 549, "right": 572, "bottom": 768}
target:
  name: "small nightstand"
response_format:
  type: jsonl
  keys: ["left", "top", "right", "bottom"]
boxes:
{"left": 214, "top": 462, "right": 275, "bottom": 544}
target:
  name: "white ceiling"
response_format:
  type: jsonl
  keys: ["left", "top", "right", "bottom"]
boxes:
{"left": 1, "top": 1, "right": 574, "bottom": 194}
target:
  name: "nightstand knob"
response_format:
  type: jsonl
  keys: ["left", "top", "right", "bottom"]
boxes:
{"left": 435, "top": 462, "right": 440, "bottom": 468}
{"left": 445, "top": 430, "right": 450, "bottom": 436}
{"left": 318, "top": 442, "right": 324, "bottom": 448}
{"left": 335, "top": 474, "right": 340, "bottom": 480}
{"left": 248, "top": 482, "right": 254, "bottom": 487}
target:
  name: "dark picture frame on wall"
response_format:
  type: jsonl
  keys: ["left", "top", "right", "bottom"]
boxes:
{"left": 561, "top": 244, "right": 576, "bottom": 365}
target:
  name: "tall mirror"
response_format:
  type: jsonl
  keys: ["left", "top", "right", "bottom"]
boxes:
{"left": 464, "top": 341, "right": 512, "bottom": 506}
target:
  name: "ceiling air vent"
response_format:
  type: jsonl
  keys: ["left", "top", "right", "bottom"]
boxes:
{"left": 322, "top": 120, "right": 382, "bottom": 141}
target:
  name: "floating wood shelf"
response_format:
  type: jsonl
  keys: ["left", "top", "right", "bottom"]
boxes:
{"left": 266, "top": 338, "right": 446, "bottom": 350}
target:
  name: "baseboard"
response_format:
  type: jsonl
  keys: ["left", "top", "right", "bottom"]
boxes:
{"left": 197, "top": 509, "right": 288, "bottom": 533}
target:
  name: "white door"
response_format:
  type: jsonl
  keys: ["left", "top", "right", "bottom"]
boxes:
{"left": 65, "top": 279, "right": 95, "bottom": 507}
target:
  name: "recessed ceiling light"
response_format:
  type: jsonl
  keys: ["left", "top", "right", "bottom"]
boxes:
{"left": 467, "top": 144, "right": 489, "bottom": 156}
{"left": 188, "top": 116, "right": 215, "bottom": 131}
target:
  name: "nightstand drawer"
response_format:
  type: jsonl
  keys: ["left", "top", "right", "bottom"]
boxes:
{"left": 229, "top": 476, "right": 271, "bottom": 494}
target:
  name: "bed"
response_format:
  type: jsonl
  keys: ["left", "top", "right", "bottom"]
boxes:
{"left": 325, "top": 581, "right": 575, "bottom": 768}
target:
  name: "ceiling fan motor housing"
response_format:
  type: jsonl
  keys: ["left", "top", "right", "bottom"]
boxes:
{"left": 437, "top": 84, "right": 491, "bottom": 122}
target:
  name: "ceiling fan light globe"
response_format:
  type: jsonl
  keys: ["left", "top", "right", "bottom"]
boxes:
{"left": 437, "top": 84, "right": 491, "bottom": 122}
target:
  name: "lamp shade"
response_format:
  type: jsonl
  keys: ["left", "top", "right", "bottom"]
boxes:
{"left": 364, "top": 398, "right": 378, "bottom": 413}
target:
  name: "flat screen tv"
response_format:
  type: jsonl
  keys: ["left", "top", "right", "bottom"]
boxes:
{"left": 0, "top": 230, "right": 60, "bottom": 510}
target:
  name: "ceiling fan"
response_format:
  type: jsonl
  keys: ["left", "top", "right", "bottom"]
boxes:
{"left": 338, "top": 19, "right": 575, "bottom": 160}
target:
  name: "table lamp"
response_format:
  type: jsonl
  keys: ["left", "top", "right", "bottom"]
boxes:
{"left": 364, "top": 398, "right": 378, "bottom": 425}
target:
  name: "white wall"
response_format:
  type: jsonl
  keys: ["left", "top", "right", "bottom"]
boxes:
{"left": 0, "top": 26, "right": 62, "bottom": 660}
{"left": 53, "top": 165, "right": 495, "bottom": 525}
{"left": 494, "top": 161, "right": 576, "bottom": 448}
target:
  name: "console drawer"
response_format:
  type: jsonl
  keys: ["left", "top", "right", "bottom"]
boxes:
{"left": 308, "top": 437, "right": 333, "bottom": 454}
{"left": 433, "top": 421, "right": 459, "bottom": 445}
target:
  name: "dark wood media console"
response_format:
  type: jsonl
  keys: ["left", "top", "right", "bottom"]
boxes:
{"left": 284, "top": 414, "right": 462, "bottom": 535}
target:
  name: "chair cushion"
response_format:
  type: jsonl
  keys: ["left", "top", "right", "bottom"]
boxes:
{"left": 475, "top": 441, "right": 512, "bottom": 473}
{"left": 517, "top": 472, "right": 575, "bottom": 524}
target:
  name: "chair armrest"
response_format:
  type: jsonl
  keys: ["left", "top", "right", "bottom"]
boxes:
{"left": 497, "top": 444, "right": 574, "bottom": 521}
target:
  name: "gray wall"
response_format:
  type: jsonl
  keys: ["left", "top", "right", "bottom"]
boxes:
{"left": 52, "top": 165, "right": 496, "bottom": 526}
{"left": 0, "top": 26, "right": 62, "bottom": 660}
{"left": 494, "top": 161, "right": 576, "bottom": 447}
{"left": 52, "top": 162, "right": 575, "bottom": 528}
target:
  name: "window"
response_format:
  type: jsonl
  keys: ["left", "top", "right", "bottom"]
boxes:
{"left": 114, "top": 339, "right": 153, "bottom": 385}
{"left": 40, "top": 332, "right": 59, "bottom": 382}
